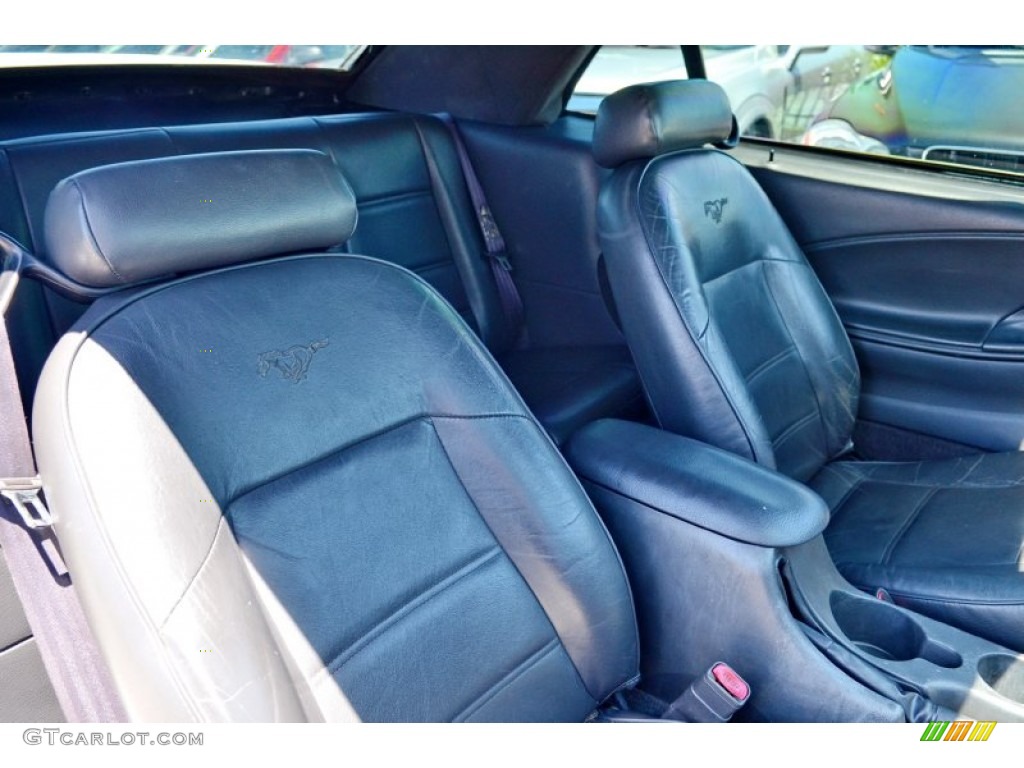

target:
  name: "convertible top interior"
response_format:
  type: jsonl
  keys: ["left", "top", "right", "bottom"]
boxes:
{"left": 0, "top": 45, "right": 1023, "bottom": 724}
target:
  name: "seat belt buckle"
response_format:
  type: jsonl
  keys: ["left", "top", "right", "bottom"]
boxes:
{"left": 663, "top": 662, "right": 751, "bottom": 723}
{"left": 0, "top": 476, "right": 52, "bottom": 530}
{"left": 492, "top": 251, "right": 513, "bottom": 272}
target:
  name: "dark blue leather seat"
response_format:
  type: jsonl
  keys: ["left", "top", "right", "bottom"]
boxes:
{"left": 32, "top": 149, "right": 640, "bottom": 721}
{"left": 0, "top": 112, "right": 642, "bottom": 443}
{"left": 593, "top": 79, "right": 1024, "bottom": 651}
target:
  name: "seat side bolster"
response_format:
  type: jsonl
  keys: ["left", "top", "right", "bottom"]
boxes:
{"left": 33, "top": 335, "right": 310, "bottom": 722}
{"left": 432, "top": 414, "right": 640, "bottom": 701}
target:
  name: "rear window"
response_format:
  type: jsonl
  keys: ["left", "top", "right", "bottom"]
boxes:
{"left": 0, "top": 45, "right": 366, "bottom": 70}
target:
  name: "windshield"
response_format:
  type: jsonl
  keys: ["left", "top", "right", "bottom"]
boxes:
{"left": 0, "top": 45, "right": 366, "bottom": 69}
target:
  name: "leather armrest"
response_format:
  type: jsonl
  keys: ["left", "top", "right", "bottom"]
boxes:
{"left": 566, "top": 420, "right": 829, "bottom": 548}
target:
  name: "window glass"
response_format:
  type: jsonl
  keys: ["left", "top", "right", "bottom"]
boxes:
{"left": 572, "top": 45, "right": 1024, "bottom": 175}
{"left": 0, "top": 45, "right": 366, "bottom": 70}
{"left": 568, "top": 46, "right": 686, "bottom": 115}
{"left": 800, "top": 46, "right": 1024, "bottom": 174}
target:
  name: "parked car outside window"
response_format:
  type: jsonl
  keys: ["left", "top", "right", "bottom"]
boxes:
{"left": 570, "top": 45, "right": 877, "bottom": 141}
{"left": 804, "top": 45, "right": 1024, "bottom": 174}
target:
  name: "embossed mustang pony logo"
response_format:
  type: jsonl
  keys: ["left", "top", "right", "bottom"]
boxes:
{"left": 257, "top": 339, "right": 329, "bottom": 383}
{"left": 704, "top": 198, "right": 728, "bottom": 224}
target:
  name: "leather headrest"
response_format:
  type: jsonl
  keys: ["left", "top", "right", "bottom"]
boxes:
{"left": 44, "top": 149, "right": 357, "bottom": 288}
{"left": 592, "top": 80, "right": 737, "bottom": 168}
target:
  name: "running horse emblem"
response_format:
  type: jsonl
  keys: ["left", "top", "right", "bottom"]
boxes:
{"left": 703, "top": 198, "right": 728, "bottom": 225}
{"left": 257, "top": 339, "right": 329, "bottom": 383}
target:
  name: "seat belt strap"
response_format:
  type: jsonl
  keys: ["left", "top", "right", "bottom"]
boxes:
{"left": 0, "top": 259, "right": 126, "bottom": 722}
{"left": 438, "top": 115, "right": 526, "bottom": 342}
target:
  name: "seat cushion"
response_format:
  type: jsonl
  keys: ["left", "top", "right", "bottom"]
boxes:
{"left": 811, "top": 453, "right": 1024, "bottom": 651}
{"left": 498, "top": 345, "right": 645, "bottom": 444}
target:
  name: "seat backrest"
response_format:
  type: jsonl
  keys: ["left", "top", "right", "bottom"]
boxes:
{"left": 593, "top": 81, "right": 860, "bottom": 482}
{"left": 33, "top": 150, "right": 638, "bottom": 721}
{"left": 0, "top": 112, "right": 516, "bottom": 407}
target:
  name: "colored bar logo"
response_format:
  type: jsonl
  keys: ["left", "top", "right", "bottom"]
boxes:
{"left": 921, "top": 721, "right": 997, "bottom": 741}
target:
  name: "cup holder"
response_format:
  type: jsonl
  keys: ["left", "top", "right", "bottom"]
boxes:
{"left": 978, "top": 654, "right": 1024, "bottom": 703}
{"left": 830, "top": 591, "right": 962, "bottom": 669}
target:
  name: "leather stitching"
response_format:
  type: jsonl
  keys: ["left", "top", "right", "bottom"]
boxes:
{"left": 71, "top": 177, "right": 128, "bottom": 285}
{"left": 828, "top": 460, "right": 1024, "bottom": 490}
{"left": 880, "top": 486, "right": 941, "bottom": 565}
{"left": 815, "top": 464, "right": 866, "bottom": 522}
{"left": 743, "top": 345, "right": 797, "bottom": 385}
{"left": 701, "top": 255, "right": 797, "bottom": 287}
{"left": 453, "top": 638, "right": 565, "bottom": 722}
{"left": 771, "top": 410, "right": 820, "bottom": 448}
{"left": 225, "top": 412, "right": 532, "bottom": 509}
{"left": 430, "top": 417, "right": 625, "bottom": 702}
{"left": 355, "top": 188, "right": 432, "bottom": 207}
{"left": 8, "top": 127, "right": 164, "bottom": 150}
{"left": 325, "top": 546, "right": 503, "bottom": 677}
{"left": 158, "top": 516, "right": 227, "bottom": 630}
{"left": 409, "top": 259, "right": 461, "bottom": 275}
{"left": 953, "top": 453, "right": 987, "bottom": 484}
{"left": 760, "top": 260, "right": 832, "bottom": 467}
{"left": 885, "top": 589, "right": 1024, "bottom": 607}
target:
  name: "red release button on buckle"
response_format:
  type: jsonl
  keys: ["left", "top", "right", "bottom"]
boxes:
{"left": 711, "top": 663, "right": 750, "bottom": 701}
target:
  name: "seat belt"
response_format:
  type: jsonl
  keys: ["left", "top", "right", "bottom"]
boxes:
{"left": 0, "top": 254, "right": 126, "bottom": 722}
{"left": 438, "top": 115, "right": 527, "bottom": 343}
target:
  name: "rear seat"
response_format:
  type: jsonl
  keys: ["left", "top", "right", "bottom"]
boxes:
{"left": 0, "top": 112, "right": 643, "bottom": 443}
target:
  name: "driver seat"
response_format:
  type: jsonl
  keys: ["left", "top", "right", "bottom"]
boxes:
{"left": 593, "top": 79, "right": 1024, "bottom": 651}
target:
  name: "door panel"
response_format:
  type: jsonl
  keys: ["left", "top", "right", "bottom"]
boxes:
{"left": 811, "top": 235, "right": 1024, "bottom": 349}
{"left": 857, "top": 342, "right": 1024, "bottom": 451}
{"left": 737, "top": 143, "right": 1024, "bottom": 451}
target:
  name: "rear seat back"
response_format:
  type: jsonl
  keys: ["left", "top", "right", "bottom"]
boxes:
{"left": 1, "top": 114, "right": 511, "bottom": 356}
{"left": 0, "top": 111, "right": 643, "bottom": 441}
{"left": 169, "top": 114, "right": 515, "bottom": 352}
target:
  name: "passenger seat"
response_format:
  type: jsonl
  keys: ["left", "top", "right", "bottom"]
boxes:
{"left": 32, "top": 149, "right": 640, "bottom": 721}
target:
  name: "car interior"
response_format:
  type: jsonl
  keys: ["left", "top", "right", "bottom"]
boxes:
{"left": 0, "top": 44, "right": 1022, "bottom": 723}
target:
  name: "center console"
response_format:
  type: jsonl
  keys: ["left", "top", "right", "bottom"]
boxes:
{"left": 567, "top": 419, "right": 1024, "bottom": 722}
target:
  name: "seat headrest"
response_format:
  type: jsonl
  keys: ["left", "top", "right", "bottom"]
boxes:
{"left": 592, "top": 80, "right": 737, "bottom": 168}
{"left": 44, "top": 149, "right": 357, "bottom": 289}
